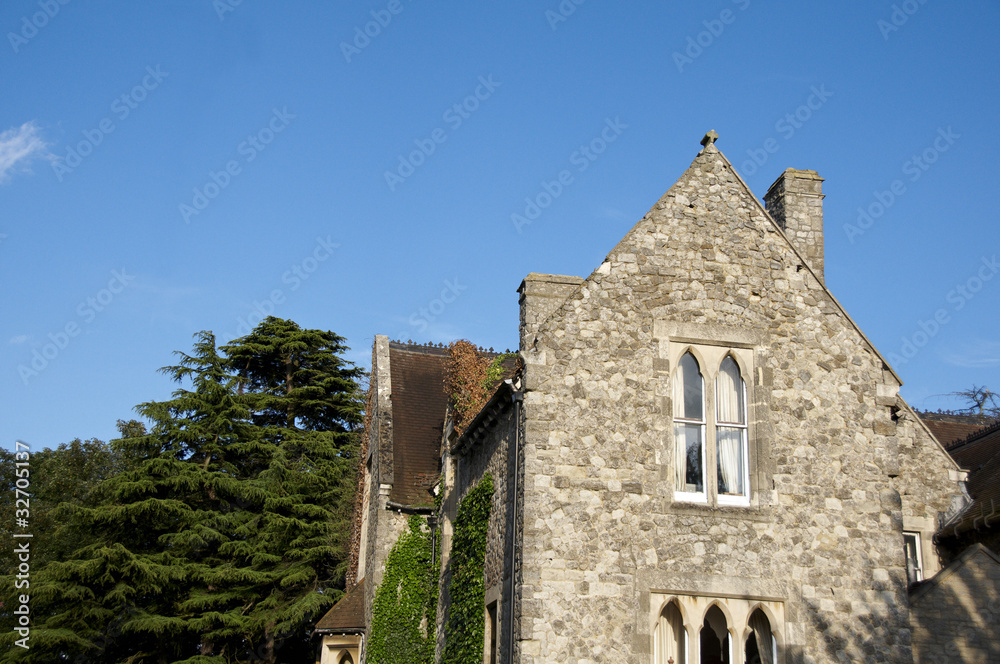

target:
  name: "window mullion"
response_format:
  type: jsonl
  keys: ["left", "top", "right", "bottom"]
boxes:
{"left": 706, "top": 374, "right": 716, "bottom": 505}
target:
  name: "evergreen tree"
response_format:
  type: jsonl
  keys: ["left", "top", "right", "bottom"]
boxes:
{"left": 1, "top": 321, "right": 364, "bottom": 663}
{"left": 208, "top": 317, "right": 364, "bottom": 662}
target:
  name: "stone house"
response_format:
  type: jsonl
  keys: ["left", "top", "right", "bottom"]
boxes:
{"left": 315, "top": 133, "right": 1000, "bottom": 663}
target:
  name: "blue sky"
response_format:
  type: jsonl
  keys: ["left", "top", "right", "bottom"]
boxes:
{"left": 2, "top": 1, "right": 998, "bottom": 450}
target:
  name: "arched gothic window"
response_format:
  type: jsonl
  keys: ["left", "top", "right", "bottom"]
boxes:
{"left": 699, "top": 605, "right": 731, "bottom": 664}
{"left": 673, "top": 352, "right": 705, "bottom": 496}
{"left": 745, "top": 609, "right": 776, "bottom": 664}
{"left": 672, "top": 348, "right": 752, "bottom": 505}
{"left": 716, "top": 355, "right": 748, "bottom": 503}
{"left": 654, "top": 600, "right": 687, "bottom": 664}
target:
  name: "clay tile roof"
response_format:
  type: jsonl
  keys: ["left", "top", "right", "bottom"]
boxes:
{"left": 388, "top": 342, "right": 451, "bottom": 506}
{"left": 314, "top": 578, "right": 365, "bottom": 633}
{"left": 385, "top": 341, "right": 517, "bottom": 506}
{"left": 921, "top": 418, "right": 988, "bottom": 449}
{"left": 943, "top": 422, "right": 1000, "bottom": 536}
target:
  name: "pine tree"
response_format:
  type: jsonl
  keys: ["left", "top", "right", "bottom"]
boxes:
{"left": 0, "top": 332, "right": 246, "bottom": 663}
{"left": 1, "top": 321, "right": 364, "bottom": 663}
{"left": 216, "top": 317, "right": 364, "bottom": 663}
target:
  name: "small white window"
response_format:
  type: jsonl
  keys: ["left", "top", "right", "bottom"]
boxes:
{"left": 904, "top": 532, "right": 923, "bottom": 585}
{"left": 673, "top": 353, "right": 706, "bottom": 501}
{"left": 716, "top": 356, "right": 749, "bottom": 505}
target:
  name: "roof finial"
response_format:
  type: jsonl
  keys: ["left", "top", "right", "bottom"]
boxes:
{"left": 701, "top": 130, "right": 718, "bottom": 147}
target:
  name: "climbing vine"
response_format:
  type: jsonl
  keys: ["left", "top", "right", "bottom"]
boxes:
{"left": 442, "top": 473, "right": 495, "bottom": 664}
{"left": 446, "top": 341, "right": 518, "bottom": 434}
{"left": 486, "top": 352, "right": 516, "bottom": 384}
{"left": 368, "top": 515, "right": 439, "bottom": 664}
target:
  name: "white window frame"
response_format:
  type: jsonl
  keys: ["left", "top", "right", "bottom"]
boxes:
{"left": 903, "top": 531, "right": 924, "bottom": 584}
{"left": 671, "top": 346, "right": 753, "bottom": 507}
{"left": 716, "top": 356, "right": 750, "bottom": 507}
{"left": 673, "top": 354, "right": 707, "bottom": 503}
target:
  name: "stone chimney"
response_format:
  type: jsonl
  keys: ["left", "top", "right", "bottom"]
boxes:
{"left": 517, "top": 273, "right": 583, "bottom": 351}
{"left": 764, "top": 168, "right": 825, "bottom": 282}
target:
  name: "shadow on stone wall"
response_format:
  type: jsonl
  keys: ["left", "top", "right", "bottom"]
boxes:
{"left": 785, "top": 547, "right": 1000, "bottom": 663}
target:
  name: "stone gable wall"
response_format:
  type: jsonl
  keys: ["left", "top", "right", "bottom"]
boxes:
{"left": 516, "top": 146, "right": 964, "bottom": 663}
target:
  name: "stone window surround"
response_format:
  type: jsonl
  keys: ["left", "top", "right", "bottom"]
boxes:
{"left": 656, "top": 321, "right": 761, "bottom": 508}
{"left": 484, "top": 584, "right": 501, "bottom": 664}
{"left": 650, "top": 592, "right": 785, "bottom": 664}
{"left": 902, "top": 514, "right": 941, "bottom": 581}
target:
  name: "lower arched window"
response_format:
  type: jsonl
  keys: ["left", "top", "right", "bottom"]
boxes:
{"left": 700, "top": 605, "right": 731, "bottom": 664}
{"left": 744, "top": 609, "right": 776, "bottom": 664}
{"left": 654, "top": 601, "right": 687, "bottom": 664}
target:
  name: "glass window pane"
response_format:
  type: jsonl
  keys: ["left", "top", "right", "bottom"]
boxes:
{"left": 904, "top": 533, "right": 922, "bottom": 584}
{"left": 674, "top": 353, "right": 703, "bottom": 420}
{"left": 717, "top": 356, "right": 745, "bottom": 424}
{"left": 675, "top": 422, "right": 704, "bottom": 493}
{"left": 717, "top": 426, "right": 745, "bottom": 496}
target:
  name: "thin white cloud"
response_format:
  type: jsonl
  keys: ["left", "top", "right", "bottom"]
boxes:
{"left": 8, "top": 335, "right": 29, "bottom": 345}
{"left": 0, "top": 121, "right": 49, "bottom": 184}
{"left": 942, "top": 340, "right": 1000, "bottom": 369}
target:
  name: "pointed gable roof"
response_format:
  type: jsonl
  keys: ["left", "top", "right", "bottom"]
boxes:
{"left": 530, "top": 137, "right": 903, "bottom": 386}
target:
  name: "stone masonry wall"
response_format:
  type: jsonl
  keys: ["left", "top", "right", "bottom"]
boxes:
{"left": 893, "top": 406, "right": 966, "bottom": 577}
{"left": 440, "top": 394, "right": 520, "bottom": 664}
{"left": 361, "top": 335, "right": 409, "bottom": 636}
{"left": 516, "top": 144, "right": 965, "bottom": 663}
{"left": 910, "top": 546, "right": 1000, "bottom": 663}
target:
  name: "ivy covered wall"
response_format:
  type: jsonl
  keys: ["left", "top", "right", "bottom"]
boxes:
{"left": 367, "top": 515, "right": 439, "bottom": 664}
{"left": 442, "top": 473, "right": 495, "bottom": 664}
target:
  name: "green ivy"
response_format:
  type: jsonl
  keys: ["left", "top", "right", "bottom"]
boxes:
{"left": 485, "top": 353, "right": 515, "bottom": 387}
{"left": 368, "top": 515, "right": 438, "bottom": 664}
{"left": 442, "top": 473, "right": 495, "bottom": 664}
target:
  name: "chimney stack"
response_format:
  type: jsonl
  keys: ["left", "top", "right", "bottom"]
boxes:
{"left": 764, "top": 168, "right": 825, "bottom": 282}
{"left": 517, "top": 273, "right": 583, "bottom": 351}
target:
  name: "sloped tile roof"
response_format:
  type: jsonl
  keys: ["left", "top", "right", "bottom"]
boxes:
{"left": 388, "top": 342, "right": 451, "bottom": 506}
{"left": 944, "top": 422, "right": 1000, "bottom": 536}
{"left": 920, "top": 415, "right": 983, "bottom": 448}
{"left": 314, "top": 578, "right": 365, "bottom": 633}
{"left": 385, "top": 341, "right": 518, "bottom": 506}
